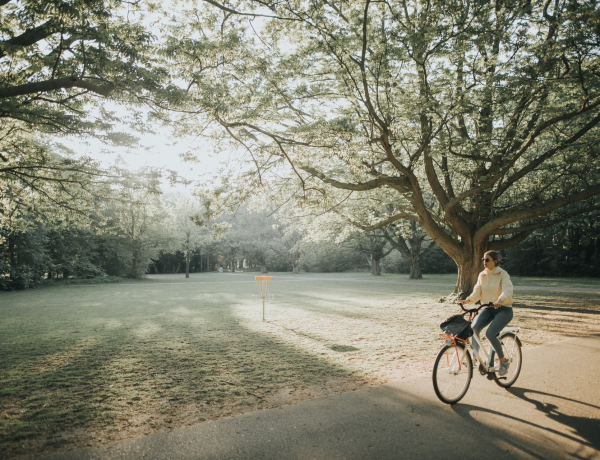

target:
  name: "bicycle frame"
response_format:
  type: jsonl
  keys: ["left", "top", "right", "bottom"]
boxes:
{"left": 471, "top": 327, "right": 521, "bottom": 371}
{"left": 439, "top": 327, "right": 520, "bottom": 373}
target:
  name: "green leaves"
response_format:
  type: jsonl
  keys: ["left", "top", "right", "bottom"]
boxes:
{"left": 0, "top": 1, "right": 177, "bottom": 230}
{"left": 162, "top": 0, "right": 600, "bottom": 291}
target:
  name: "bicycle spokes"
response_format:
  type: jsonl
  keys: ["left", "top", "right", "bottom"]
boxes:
{"left": 433, "top": 345, "right": 473, "bottom": 404}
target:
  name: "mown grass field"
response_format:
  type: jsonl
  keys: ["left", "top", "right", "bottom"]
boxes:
{"left": 1, "top": 272, "right": 600, "bottom": 459}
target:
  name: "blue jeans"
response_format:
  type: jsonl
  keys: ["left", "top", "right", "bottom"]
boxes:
{"left": 471, "top": 306, "right": 513, "bottom": 359}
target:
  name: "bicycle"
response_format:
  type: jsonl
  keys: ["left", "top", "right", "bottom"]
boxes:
{"left": 432, "top": 302, "right": 522, "bottom": 404}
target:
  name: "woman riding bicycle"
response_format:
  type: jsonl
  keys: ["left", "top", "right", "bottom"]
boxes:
{"left": 462, "top": 251, "right": 514, "bottom": 376}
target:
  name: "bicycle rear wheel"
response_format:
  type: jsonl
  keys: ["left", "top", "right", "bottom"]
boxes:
{"left": 433, "top": 344, "right": 472, "bottom": 404}
{"left": 494, "top": 333, "right": 522, "bottom": 388}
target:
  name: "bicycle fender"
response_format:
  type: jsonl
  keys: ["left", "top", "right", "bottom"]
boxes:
{"left": 498, "top": 327, "right": 520, "bottom": 339}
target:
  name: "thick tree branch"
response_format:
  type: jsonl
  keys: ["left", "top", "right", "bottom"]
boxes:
{"left": 445, "top": 101, "right": 600, "bottom": 211}
{"left": 488, "top": 231, "right": 532, "bottom": 251}
{"left": 420, "top": 240, "right": 437, "bottom": 257}
{"left": 352, "top": 0, "right": 387, "bottom": 132}
{"left": 0, "top": 20, "right": 56, "bottom": 58}
{"left": 218, "top": 118, "right": 328, "bottom": 148}
{"left": 301, "top": 166, "right": 411, "bottom": 193}
{"left": 475, "top": 184, "right": 600, "bottom": 245}
{"left": 201, "top": 0, "right": 300, "bottom": 21}
{"left": 497, "top": 111, "right": 600, "bottom": 196}
{"left": 492, "top": 204, "right": 600, "bottom": 236}
{"left": 382, "top": 228, "right": 410, "bottom": 259}
{"left": 424, "top": 130, "right": 472, "bottom": 238}
{"left": 0, "top": 77, "right": 115, "bottom": 99}
{"left": 360, "top": 211, "right": 418, "bottom": 232}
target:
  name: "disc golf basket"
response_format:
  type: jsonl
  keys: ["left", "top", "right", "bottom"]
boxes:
{"left": 255, "top": 276, "right": 273, "bottom": 321}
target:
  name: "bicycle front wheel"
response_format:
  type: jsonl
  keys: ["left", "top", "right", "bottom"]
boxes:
{"left": 432, "top": 344, "right": 472, "bottom": 404}
{"left": 494, "top": 333, "right": 522, "bottom": 388}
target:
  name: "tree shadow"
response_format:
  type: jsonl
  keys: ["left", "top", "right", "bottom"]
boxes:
{"left": 506, "top": 387, "right": 600, "bottom": 450}
{"left": 450, "top": 387, "right": 600, "bottom": 457}
{"left": 0, "top": 290, "right": 368, "bottom": 459}
{"left": 329, "top": 345, "right": 359, "bottom": 352}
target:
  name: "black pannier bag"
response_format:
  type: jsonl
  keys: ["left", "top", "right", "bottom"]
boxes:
{"left": 440, "top": 315, "right": 473, "bottom": 340}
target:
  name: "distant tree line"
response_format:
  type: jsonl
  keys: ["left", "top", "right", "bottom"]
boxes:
{"left": 4, "top": 193, "right": 598, "bottom": 291}
{"left": 501, "top": 216, "right": 600, "bottom": 278}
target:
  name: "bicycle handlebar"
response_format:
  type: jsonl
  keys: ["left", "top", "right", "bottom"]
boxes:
{"left": 456, "top": 301, "right": 494, "bottom": 315}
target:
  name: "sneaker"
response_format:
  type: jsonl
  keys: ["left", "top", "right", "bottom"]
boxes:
{"left": 499, "top": 360, "right": 509, "bottom": 376}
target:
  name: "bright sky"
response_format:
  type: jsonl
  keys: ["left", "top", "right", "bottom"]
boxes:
{"left": 54, "top": 1, "right": 247, "bottom": 194}
{"left": 59, "top": 107, "right": 242, "bottom": 194}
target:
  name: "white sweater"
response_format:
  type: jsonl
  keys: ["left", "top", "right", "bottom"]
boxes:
{"left": 467, "top": 266, "right": 513, "bottom": 306}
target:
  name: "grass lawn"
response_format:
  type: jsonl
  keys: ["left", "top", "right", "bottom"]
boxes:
{"left": 386, "top": 273, "right": 600, "bottom": 288}
{"left": 1, "top": 272, "right": 600, "bottom": 459}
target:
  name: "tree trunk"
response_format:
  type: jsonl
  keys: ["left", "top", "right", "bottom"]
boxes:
{"left": 455, "top": 262, "right": 479, "bottom": 299}
{"left": 185, "top": 234, "right": 191, "bottom": 278}
{"left": 409, "top": 253, "right": 422, "bottom": 279}
{"left": 132, "top": 251, "right": 138, "bottom": 278}
{"left": 453, "top": 244, "right": 487, "bottom": 299}
{"left": 370, "top": 257, "right": 381, "bottom": 276}
{"left": 131, "top": 211, "right": 137, "bottom": 278}
{"left": 383, "top": 226, "right": 424, "bottom": 280}
{"left": 408, "top": 228, "right": 423, "bottom": 279}
{"left": 8, "top": 237, "right": 15, "bottom": 267}
{"left": 260, "top": 264, "right": 268, "bottom": 273}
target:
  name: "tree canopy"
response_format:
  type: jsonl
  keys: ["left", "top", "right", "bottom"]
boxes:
{"left": 0, "top": 0, "right": 171, "bottom": 230}
{"left": 166, "top": 0, "right": 600, "bottom": 294}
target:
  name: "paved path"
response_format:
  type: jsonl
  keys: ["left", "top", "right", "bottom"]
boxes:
{"left": 44, "top": 335, "right": 600, "bottom": 460}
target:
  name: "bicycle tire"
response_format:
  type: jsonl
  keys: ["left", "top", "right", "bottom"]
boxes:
{"left": 493, "top": 333, "right": 522, "bottom": 388}
{"left": 432, "top": 344, "right": 472, "bottom": 404}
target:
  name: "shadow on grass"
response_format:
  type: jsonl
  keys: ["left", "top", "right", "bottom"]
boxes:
{"left": 329, "top": 345, "right": 359, "bottom": 352}
{"left": 0, "top": 292, "right": 365, "bottom": 459}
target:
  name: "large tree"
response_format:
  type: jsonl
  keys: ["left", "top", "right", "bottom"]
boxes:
{"left": 0, "top": 0, "right": 170, "bottom": 230}
{"left": 168, "top": 0, "right": 600, "bottom": 295}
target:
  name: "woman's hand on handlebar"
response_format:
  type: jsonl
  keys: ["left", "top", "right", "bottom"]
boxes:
{"left": 456, "top": 301, "right": 494, "bottom": 313}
